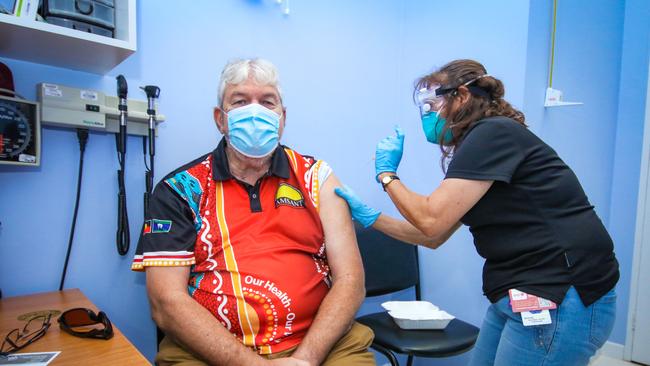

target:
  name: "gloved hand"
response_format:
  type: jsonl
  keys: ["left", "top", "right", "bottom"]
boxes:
{"left": 375, "top": 126, "right": 405, "bottom": 181}
{"left": 334, "top": 185, "right": 381, "bottom": 228}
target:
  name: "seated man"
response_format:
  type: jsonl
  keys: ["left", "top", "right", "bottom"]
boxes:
{"left": 132, "top": 58, "right": 374, "bottom": 366}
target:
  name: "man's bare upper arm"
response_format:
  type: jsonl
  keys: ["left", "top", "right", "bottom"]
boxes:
{"left": 317, "top": 174, "right": 364, "bottom": 281}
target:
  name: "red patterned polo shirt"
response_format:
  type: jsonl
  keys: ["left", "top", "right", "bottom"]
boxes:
{"left": 132, "top": 139, "right": 333, "bottom": 355}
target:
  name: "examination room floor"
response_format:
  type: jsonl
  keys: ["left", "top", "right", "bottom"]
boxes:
{"left": 591, "top": 355, "right": 638, "bottom": 366}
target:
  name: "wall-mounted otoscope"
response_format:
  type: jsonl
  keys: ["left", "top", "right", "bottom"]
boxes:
{"left": 141, "top": 85, "right": 160, "bottom": 218}
{"left": 115, "top": 75, "right": 130, "bottom": 255}
{"left": 117, "top": 76, "right": 128, "bottom": 154}
{"left": 37, "top": 81, "right": 167, "bottom": 257}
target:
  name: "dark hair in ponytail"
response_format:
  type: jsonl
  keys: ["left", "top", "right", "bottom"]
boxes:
{"left": 415, "top": 59, "right": 526, "bottom": 171}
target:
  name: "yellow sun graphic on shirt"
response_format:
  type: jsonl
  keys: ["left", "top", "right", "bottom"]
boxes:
{"left": 275, "top": 183, "right": 305, "bottom": 208}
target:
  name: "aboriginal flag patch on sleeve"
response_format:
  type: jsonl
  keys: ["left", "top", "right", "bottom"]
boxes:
{"left": 143, "top": 219, "right": 172, "bottom": 234}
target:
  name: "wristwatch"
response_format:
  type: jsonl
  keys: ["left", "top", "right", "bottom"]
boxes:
{"left": 380, "top": 174, "right": 400, "bottom": 191}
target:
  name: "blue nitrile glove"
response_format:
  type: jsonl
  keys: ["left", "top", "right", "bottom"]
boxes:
{"left": 375, "top": 126, "right": 405, "bottom": 181}
{"left": 334, "top": 185, "right": 381, "bottom": 228}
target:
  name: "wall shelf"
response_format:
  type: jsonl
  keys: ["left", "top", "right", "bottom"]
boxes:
{"left": 0, "top": 0, "right": 136, "bottom": 74}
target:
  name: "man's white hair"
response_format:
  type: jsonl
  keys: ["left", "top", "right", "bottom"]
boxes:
{"left": 218, "top": 58, "right": 283, "bottom": 107}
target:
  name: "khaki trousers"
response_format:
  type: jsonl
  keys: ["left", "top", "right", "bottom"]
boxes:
{"left": 156, "top": 322, "right": 376, "bottom": 366}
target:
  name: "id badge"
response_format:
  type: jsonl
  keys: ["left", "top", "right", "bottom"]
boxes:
{"left": 508, "top": 289, "right": 557, "bottom": 312}
{"left": 521, "top": 310, "right": 552, "bottom": 326}
{"left": 509, "top": 289, "right": 556, "bottom": 327}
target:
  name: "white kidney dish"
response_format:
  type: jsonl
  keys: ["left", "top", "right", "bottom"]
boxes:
{"left": 381, "top": 301, "right": 455, "bottom": 330}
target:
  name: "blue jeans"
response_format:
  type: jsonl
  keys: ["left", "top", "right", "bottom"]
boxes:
{"left": 469, "top": 287, "right": 616, "bottom": 366}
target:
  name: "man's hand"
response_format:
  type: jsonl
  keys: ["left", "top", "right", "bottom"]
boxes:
{"left": 375, "top": 125, "right": 404, "bottom": 181}
{"left": 334, "top": 185, "right": 380, "bottom": 228}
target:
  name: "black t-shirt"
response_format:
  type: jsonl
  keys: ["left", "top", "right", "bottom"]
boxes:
{"left": 445, "top": 117, "right": 619, "bottom": 306}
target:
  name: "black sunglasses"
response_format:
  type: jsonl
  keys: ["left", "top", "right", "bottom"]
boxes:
{"left": 58, "top": 308, "right": 113, "bottom": 340}
{"left": 0, "top": 314, "right": 52, "bottom": 356}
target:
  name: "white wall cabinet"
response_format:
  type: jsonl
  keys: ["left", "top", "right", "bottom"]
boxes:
{"left": 0, "top": 0, "right": 136, "bottom": 74}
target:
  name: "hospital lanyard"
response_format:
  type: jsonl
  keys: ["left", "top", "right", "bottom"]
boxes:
{"left": 141, "top": 85, "right": 160, "bottom": 218}
{"left": 115, "top": 75, "right": 130, "bottom": 256}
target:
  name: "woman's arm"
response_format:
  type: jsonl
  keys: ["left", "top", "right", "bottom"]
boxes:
{"left": 379, "top": 174, "right": 492, "bottom": 238}
{"left": 373, "top": 214, "right": 462, "bottom": 249}
{"left": 371, "top": 126, "right": 492, "bottom": 242}
{"left": 334, "top": 185, "right": 465, "bottom": 248}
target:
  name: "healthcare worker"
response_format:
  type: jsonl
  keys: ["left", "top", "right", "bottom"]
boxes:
{"left": 335, "top": 59, "right": 619, "bottom": 365}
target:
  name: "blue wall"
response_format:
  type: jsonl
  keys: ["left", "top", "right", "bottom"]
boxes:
{"left": 525, "top": 0, "right": 627, "bottom": 338}
{"left": 1, "top": 1, "right": 648, "bottom": 364}
{"left": 523, "top": 0, "right": 650, "bottom": 346}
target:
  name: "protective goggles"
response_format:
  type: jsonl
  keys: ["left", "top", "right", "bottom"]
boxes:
{"left": 415, "top": 84, "right": 454, "bottom": 118}
{"left": 58, "top": 308, "right": 113, "bottom": 340}
{"left": 415, "top": 75, "right": 491, "bottom": 118}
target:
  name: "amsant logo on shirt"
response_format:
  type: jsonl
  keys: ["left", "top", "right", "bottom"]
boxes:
{"left": 275, "top": 183, "right": 305, "bottom": 208}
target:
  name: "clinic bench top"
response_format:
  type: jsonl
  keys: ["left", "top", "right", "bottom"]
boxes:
{"left": 0, "top": 288, "right": 149, "bottom": 365}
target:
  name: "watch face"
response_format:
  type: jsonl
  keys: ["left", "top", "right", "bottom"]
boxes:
{"left": 381, "top": 176, "right": 391, "bottom": 184}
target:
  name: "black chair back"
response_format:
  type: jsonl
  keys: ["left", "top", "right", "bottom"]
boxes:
{"left": 354, "top": 222, "right": 420, "bottom": 298}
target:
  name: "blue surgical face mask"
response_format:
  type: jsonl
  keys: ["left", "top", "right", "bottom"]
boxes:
{"left": 226, "top": 103, "right": 281, "bottom": 158}
{"left": 421, "top": 111, "right": 453, "bottom": 145}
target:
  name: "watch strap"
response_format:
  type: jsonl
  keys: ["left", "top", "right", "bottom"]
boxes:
{"left": 381, "top": 175, "right": 400, "bottom": 191}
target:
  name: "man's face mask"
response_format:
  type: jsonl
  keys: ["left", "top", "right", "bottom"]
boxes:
{"left": 226, "top": 103, "right": 281, "bottom": 158}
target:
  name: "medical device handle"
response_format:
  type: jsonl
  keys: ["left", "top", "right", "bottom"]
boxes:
{"left": 140, "top": 85, "right": 160, "bottom": 218}
{"left": 140, "top": 85, "right": 159, "bottom": 157}
{"left": 115, "top": 75, "right": 130, "bottom": 256}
